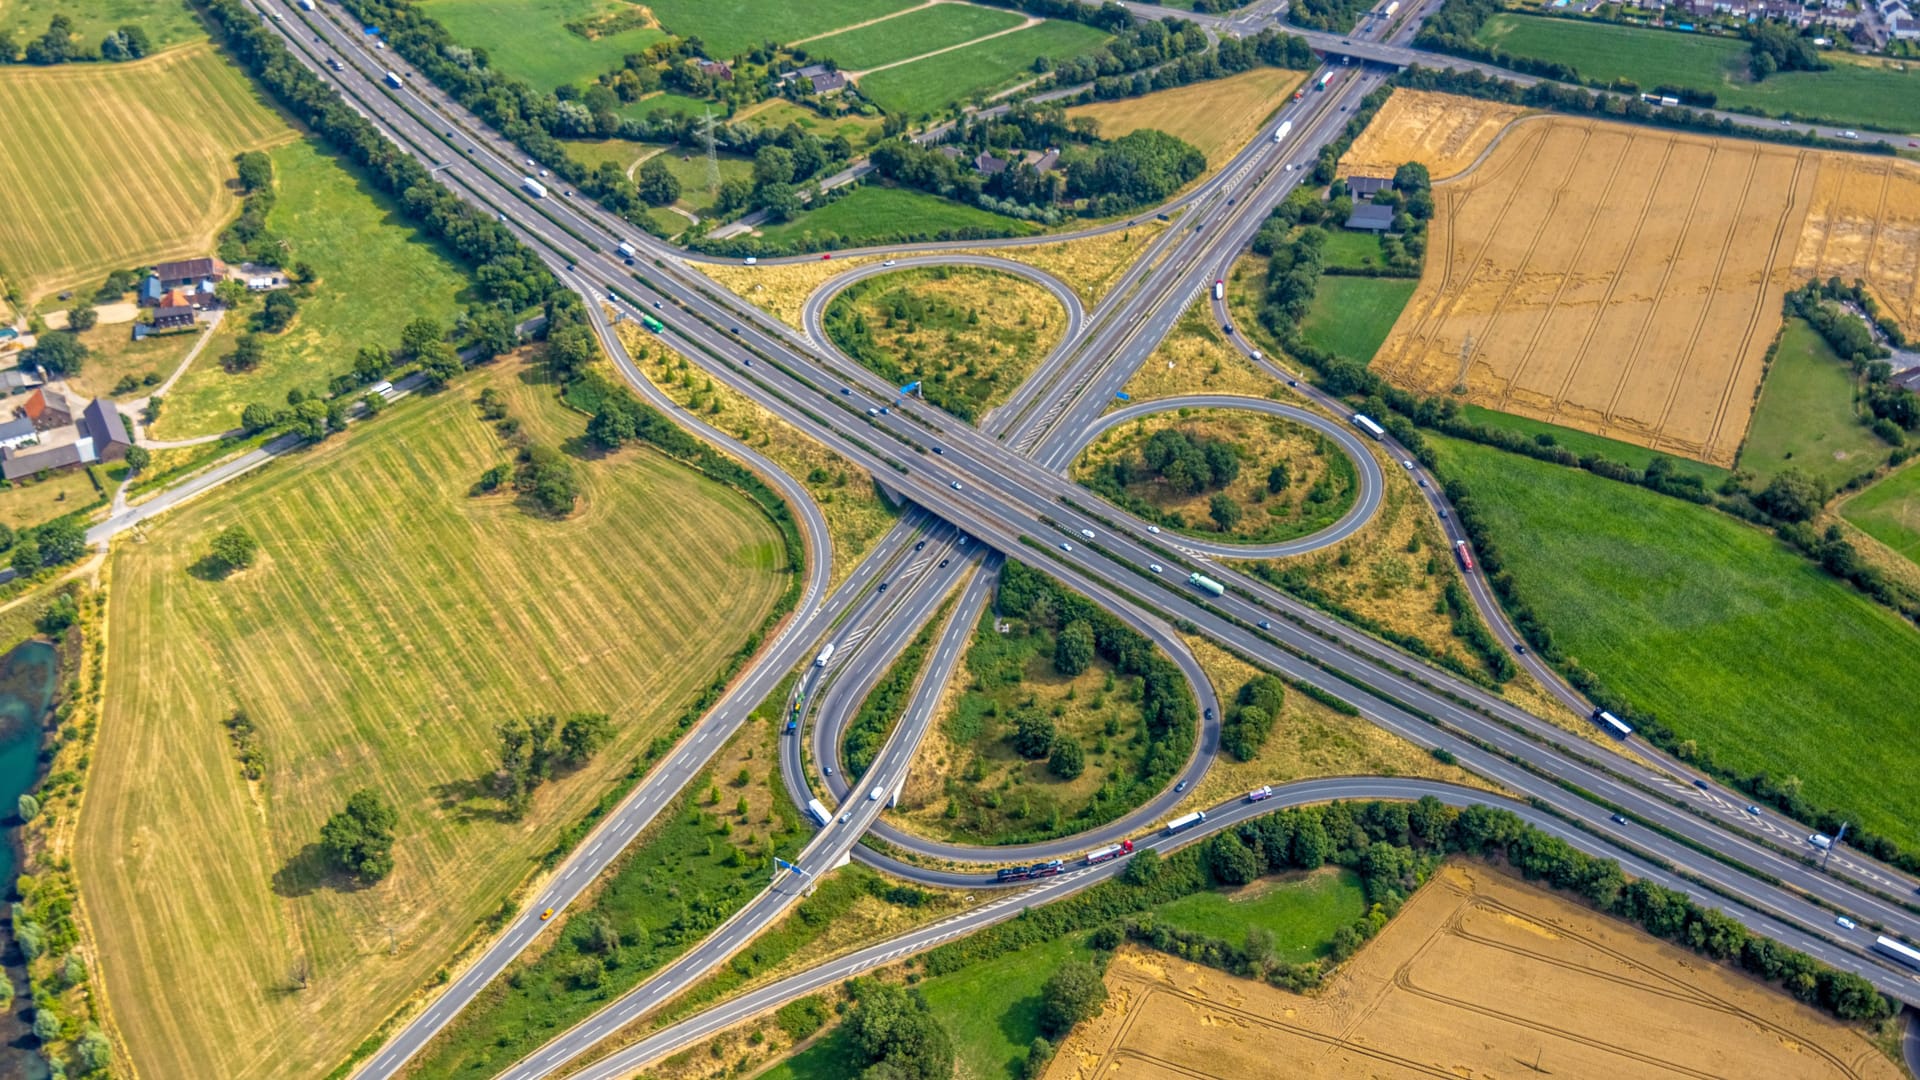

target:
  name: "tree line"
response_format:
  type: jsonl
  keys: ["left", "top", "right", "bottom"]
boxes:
{"left": 0, "top": 15, "right": 151, "bottom": 64}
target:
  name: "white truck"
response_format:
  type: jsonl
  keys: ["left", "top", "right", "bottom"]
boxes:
{"left": 1212, "top": 280, "right": 1224, "bottom": 301}
{"left": 521, "top": 176, "right": 547, "bottom": 199}
{"left": 383, "top": 70, "right": 402, "bottom": 89}
{"left": 1272, "top": 119, "right": 1293, "bottom": 143}
{"left": 814, "top": 642, "right": 835, "bottom": 668}
{"left": 1165, "top": 810, "right": 1207, "bottom": 834}
{"left": 617, "top": 241, "right": 637, "bottom": 259}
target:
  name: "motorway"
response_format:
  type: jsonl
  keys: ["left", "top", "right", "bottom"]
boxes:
{"left": 224, "top": 2, "right": 1920, "bottom": 1076}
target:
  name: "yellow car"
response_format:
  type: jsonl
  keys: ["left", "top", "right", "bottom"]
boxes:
{"left": 540, "top": 907, "right": 554, "bottom": 921}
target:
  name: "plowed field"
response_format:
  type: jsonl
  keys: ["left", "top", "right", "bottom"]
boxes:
{"left": 1050, "top": 864, "right": 1899, "bottom": 1080}
{"left": 1373, "top": 118, "right": 1820, "bottom": 466}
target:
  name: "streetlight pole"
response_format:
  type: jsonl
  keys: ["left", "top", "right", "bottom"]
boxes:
{"left": 1821, "top": 822, "right": 1849, "bottom": 873}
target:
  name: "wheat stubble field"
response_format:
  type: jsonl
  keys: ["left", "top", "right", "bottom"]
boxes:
{"left": 77, "top": 359, "right": 787, "bottom": 1079}
{"left": 1050, "top": 864, "right": 1899, "bottom": 1080}
{"left": 1363, "top": 102, "right": 1920, "bottom": 467}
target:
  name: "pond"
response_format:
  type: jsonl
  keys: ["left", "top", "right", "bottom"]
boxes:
{"left": 0, "top": 639, "right": 57, "bottom": 1080}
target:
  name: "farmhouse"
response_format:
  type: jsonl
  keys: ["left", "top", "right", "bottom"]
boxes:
{"left": 0, "top": 417, "right": 36, "bottom": 451}
{"left": 0, "top": 395, "right": 132, "bottom": 480}
{"left": 152, "top": 257, "right": 221, "bottom": 291}
{"left": 1345, "top": 203, "right": 1395, "bottom": 231}
{"left": 697, "top": 60, "right": 733, "bottom": 80}
{"left": 974, "top": 151, "right": 1009, "bottom": 175}
{"left": 809, "top": 70, "right": 848, "bottom": 94}
{"left": 1345, "top": 175, "right": 1393, "bottom": 199}
{"left": 150, "top": 302, "right": 196, "bottom": 331}
{"left": 22, "top": 388, "right": 75, "bottom": 430}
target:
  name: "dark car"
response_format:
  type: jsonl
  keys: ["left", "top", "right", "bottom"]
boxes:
{"left": 914, "top": 541, "right": 926, "bottom": 552}
{"left": 1258, "top": 620, "right": 1271, "bottom": 630}
{"left": 841, "top": 387, "right": 852, "bottom": 395}
{"left": 1203, "top": 708, "right": 1215, "bottom": 722}
{"left": 1692, "top": 779, "right": 1710, "bottom": 790}
{"left": 932, "top": 446, "right": 944, "bottom": 455}
{"left": 939, "top": 558, "right": 950, "bottom": 568}
{"left": 877, "top": 582, "right": 889, "bottom": 593}
{"left": 1609, "top": 814, "right": 1628, "bottom": 825}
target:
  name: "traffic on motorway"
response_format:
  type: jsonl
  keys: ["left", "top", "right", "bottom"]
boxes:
{"left": 220, "top": 3, "right": 1920, "bottom": 1078}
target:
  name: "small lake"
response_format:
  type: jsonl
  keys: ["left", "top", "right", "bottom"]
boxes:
{"left": 0, "top": 639, "right": 57, "bottom": 1080}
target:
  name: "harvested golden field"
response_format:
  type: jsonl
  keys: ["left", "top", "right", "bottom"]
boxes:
{"left": 0, "top": 44, "right": 293, "bottom": 300}
{"left": 1067, "top": 67, "right": 1306, "bottom": 168}
{"left": 1177, "top": 637, "right": 1493, "bottom": 812}
{"left": 619, "top": 321, "right": 897, "bottom": 585}
{"left": 1052, "top": 864, "right": 1900, "bottom": 1080}
{"left": 1375, "top": 117, "right": 1823, "bottom": 467}
{"left": 1338, "top": 88, "right": 1529, "bottom": 181}
{"left": 1792, "top": 153, "right": 1920, "bottom": 337}
{"left": 79, "top": 357, "right": 788, "bottom": 1079}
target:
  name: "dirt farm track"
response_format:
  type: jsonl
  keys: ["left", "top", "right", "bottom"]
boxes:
{"left": 1370, "top": 113, "right": 1920, "bottom": 467}
{"left": 1049, "top": 864, "right": 1901, "bottom": 1080}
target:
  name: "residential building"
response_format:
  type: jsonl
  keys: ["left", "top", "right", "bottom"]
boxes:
{"left": 1345, "top": 203, "right": 1396, "bottom": 232}
{"left": 809, "top": 70, "right": 848, "bottom": 94}
{"left": 78, "top": 398, "right": 132, "bottom": 463}
{"left": 151, "top": 302, "right": 196, "bottom": 331}
{"left": 698, "top": 60, "right": 733, "bottom": 80}
{"left": 974, "top": 151, "right": 1009, "bottom": 175}
{"left": 1344, "top": 175, "right": 1393, "bottom": 199}
{"left": 152, "top": 257, "right": 221, "bottom": 291}
{"left": 0, "top": 417, "right": 36, "bottom": 451}
{"left": 0, "top": 395, "right": 132, "bottom": 480}
{"left": 20, "top": 388, "right": 75, "bottom": 430}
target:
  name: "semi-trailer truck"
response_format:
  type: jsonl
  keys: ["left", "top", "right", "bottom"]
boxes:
{"left": 1165, "top": 810, "right": 1207, "bottom": 834}
{"left": 1272, "top": 119, "right": 1293, "bottom": 143}
{"left": 1351, "top": 413, "right": 1386, "bottom": 440}
{"left": 1188, "top": 572, "right": 1225, "bottom": 597}
{"left": 1083, "top": 840, "right": 1134, "bottom": 864}
{"left": 1454, "top": 541, "right": 1474, "bottom": 572}
{"left": 806, "top": 798, "right": 831, "bottom": 827}
{"left": 1212, "top": 280, "right": 1224, "bottom": 300}
{"left": 384, "top": 70, "right": 402, "bottom": 89}
{"left": 521, "top": 176, "right": 547, "bottom": 199}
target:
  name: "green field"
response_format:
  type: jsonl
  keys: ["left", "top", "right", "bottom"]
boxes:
{"left": 1476, "top": 14, "right": 1920, "bottom": 134}
{"left": 0, "top": 0, "right": 207, "bottom": 56}
{"left": 855, "top": 19, "right": 1109, "bottom": 118}
{"left": 920, "top": 934, "right": 1097, "bottom": 1079}
{"left": 418, "top": 0, "right": 667, "bottom": 90}
{"left": 742, "top": 98, "right": 886, "bottom": 145}
{"left": 1316, "top": 227, "right": 1391, "bottom": 272}
{"left": 0, "top": 43, "right": 291, "bottom": 300}
{"left": 1154, "top": 868, "right": 1365, "bottom": 962}
{"left": 77, "top": 357, "right": 789, "bottom": 1079}
{"left": 616, "top": 90, "right": 714, "bottom": 121}
{"left": 561, "top": 139, "right": 755, "bottom": 216}
{"left": 155, "top": 138, "right": 473, "bottom": 439}
{"left": 1432, "top": 433, "right": 1920, "bottom": 847}
{"left": 644, "top": 0, "right": 917, "bottom": 58}
{"left": 756, "top": 184, "right": 1037, "bottom": 249}
{"left": 802, "top": 2, "right": 1026, "bottom": 71}
{"left": 1738, "top": 320, "right": 1887, "bottom": 489}
{"left": 1299, "top": 275, "right": 1416, "bottom": 364}
{"left": 1459, "top": 405, "right": 1728, "bottom": 484}
{"left": 1844, "top": 462, "right": 1920, "bottom": 567}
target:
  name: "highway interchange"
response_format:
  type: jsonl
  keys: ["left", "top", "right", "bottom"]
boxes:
{"left": 182, "top": 0, "right": 1920, "bottom": 1075}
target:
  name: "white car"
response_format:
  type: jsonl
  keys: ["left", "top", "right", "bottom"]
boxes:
{"left": 950, "top": 481, "right": 962, "bottom": 491}
{"left": 1402, "top": 459, "right": 1415, "bottom": 470}
{"left": 1147, "top": 525, "right": 1160, "bottom": 534}
{"left": 1149, "top": 563, "right": 1163, "bottom": 574}
{"left": 868, "top": 788, "right": 883, "bottom": 801}
{"left": 883, "top": 259, "right": 896, "bottom": 267}
{"left": 526, "top": 158, "right": 536, "bottom": 167}
{"left": 1836, "top": 916, "right": 1858, "bottom": 931}
{"left": 1060, "top": 542, "right": 1073, "bottom": 552}
{"left": 744, "top": 256, "right": 757, "bottom": 265}
{"left": 1078, "top": 528, "right": 1095, "bottom": 540}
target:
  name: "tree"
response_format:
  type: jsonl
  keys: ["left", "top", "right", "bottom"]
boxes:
{"left": 1039, "top": 961, "right": 1109, "bottom": 1037}
{"left": 515, "top": 444, "right": 579, "bottom": 516}
{"left": 209, "top": 524, "right": 259, "bottom": 573}
{"left": 224, "top": 333, "right": 264, "bottom": 373}
{"left": 467, "top": 307, "right": 518, "bottom": 360}
{"left": 752, "top": 145, "right": 796, "bottom": 188}
{"left": 1757, "top": 468, "right": 1823, "bottom": 522}
{"left": 1047, "top": 736, "right": 1085, "bottom": 780}
{"left": 1122, "top": 847, "right": 1161, "bottom": 885}
{"left": 1266, "top": 462, "right": 1291, "bottom": 493}
{"left": 1209, "top": 493, "right": 1242, "bottom": 531}
{"left": 1053, "top": 619, "right": 1095, "bottom": 677}
{"left": 67, "top": 303, "right": 97, "bottom": 332}
{"left": 400, "top": 317, "right": 445, "bottom": 361}
{"left": 559, "top": 712, "right": 613, "bottom": 764}
{"left": 117, "top": 23, "right": 151, "bottom": 59}
{"left": 37, "top": 518, "right": 86, "bottom": 566}
{"left": 1011, "top": 709, "right": 1055, "bottom": 759}
{"left": 215, "top": 277, "right": 250, "bottom": 309}
{"left": 319, "top": 788, "right": 398, "bottom": 882}
{"left": 847, "top": 983, "right": 952, "bottom": 1080}
{"left": 31, "top": 1007, "right": 60, "bottom": 1042}
{"left": 9, "top": 540, "right": 40, "bottom": 577}
{"left": 17, "top": 793, "right": 39, "bottom": 822}
{"left": 259, "top": 290, "right": 298, "bottom": 332}
{"left": 636, "top": 157, "right": 681, "bottom": 207}
{"left": 123, "top": 445, "right": 151, "bottom": 473}
{"left": 240, "top": 402, "right": 276, "bottom": 433}
{"left": 75, "top": 1025, "right": 112, "bottom": 1074}
{"left": 28, "top": 331, "right": 87, "bottom": 376}
{"left": 236, "top": 149, "right": 274, "bottom": 192}
{"left": 1208, "top": 833, "right": 1260, "bottom": 885}
{"left": 416, "top": 341, "right": 465, "bottom": 389}
{"left": 588, "top": 394, "right": 642, "bottom": 448}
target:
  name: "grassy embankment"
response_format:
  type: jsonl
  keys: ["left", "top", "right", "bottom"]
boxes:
{"left": 78, "top": 356, "right": 788, "bottom": 1080}
{"left": 417, "top": 0, "right": 667, "bottom": 90}
{"left": 1738, "top": 319, "right": 1890, "bottom": 490}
